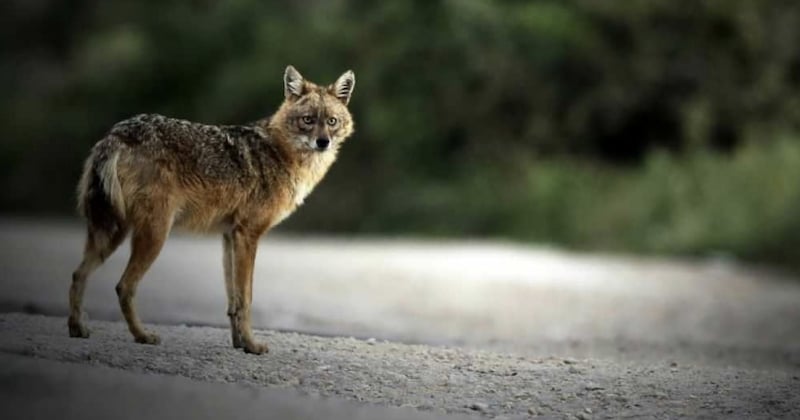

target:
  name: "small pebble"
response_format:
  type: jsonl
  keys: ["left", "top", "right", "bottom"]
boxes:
{"left": 469, "top": 402, "right": 489, "bottom": 412}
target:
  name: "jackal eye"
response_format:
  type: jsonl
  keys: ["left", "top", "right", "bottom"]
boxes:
{"left": 301, "top": 116, "right": 315, "bottom": 125}
{"left": 326, "top": 117, "right": 338, "bottom": 126}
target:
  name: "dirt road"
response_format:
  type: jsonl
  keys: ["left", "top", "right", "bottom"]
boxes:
{"left": 0, "top": 219, "right": 798, "bottom": 418}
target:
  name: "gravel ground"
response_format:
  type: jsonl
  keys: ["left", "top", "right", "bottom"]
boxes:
{"left": 1, "top": 219, "right": 799, "bottom": 418}
{"left": 1, "top": 314, "right": 798, "bottom": 419}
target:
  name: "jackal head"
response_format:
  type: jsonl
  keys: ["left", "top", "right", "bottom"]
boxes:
{"left": 271, "top": 65, "right": 355, "bottom": 153}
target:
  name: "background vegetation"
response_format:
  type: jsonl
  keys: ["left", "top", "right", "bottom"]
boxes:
{"left": 2, "top": 0, "right": 799, "bottom": 267}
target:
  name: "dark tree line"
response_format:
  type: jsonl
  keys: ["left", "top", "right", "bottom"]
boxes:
{"left": 2, "top": 0, "right": 799, "bottom": 266}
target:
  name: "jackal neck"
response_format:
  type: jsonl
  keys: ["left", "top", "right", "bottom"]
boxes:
{"left": 263, "top": 124, "right": 338, "bottom": 206}
{"left": 289, "top": 147, "right": 338, "bottom": 206}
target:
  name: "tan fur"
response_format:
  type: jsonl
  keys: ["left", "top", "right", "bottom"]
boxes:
{"left": 68, "top": 66, "right": 356, "bottom": 354}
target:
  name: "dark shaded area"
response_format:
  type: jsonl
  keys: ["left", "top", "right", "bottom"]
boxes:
{"left": 0, "top": 354, "right": 457, "bottom": 420}
{"left": 2, "top": 0, "right": 799, "bottom": 267}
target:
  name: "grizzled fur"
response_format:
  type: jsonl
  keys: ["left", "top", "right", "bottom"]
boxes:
{"left": 69, "top": 66, "right": 355, "bottom": 354}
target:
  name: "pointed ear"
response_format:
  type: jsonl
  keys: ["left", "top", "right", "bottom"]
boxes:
{"left": 331, "top": 70, "right": 355, "bottom": 105}
{"left": 284, "top": 65, "right": 304, "bottom": 99}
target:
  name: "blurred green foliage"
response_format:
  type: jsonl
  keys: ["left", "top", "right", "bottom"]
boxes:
{"left": 2, "top": 0, "right": 799, "bottom": 266}
{"left": 379, "top": 139, "right": 800, "bottom": 265}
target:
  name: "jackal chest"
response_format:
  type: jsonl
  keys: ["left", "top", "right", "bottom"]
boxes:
{"left": 292, "top": 179, "right": 314, "bottom": 207}
{"left": 270, "top": 178, "right": 315, "bottom": 227}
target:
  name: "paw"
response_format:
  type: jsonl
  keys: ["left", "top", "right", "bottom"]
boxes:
{"left": 134, "top": 333, "right": 161, "bottom": 345}
{"left": 243, "top": 341, "right": 269, "bottom": 355}
{"left": 68, "top": 321, "right": 90, "bottom": 339}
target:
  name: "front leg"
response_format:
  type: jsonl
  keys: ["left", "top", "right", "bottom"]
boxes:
{"left": 222, "top": 232, "right": 242, "bottom": 349}
{"left": 231, "top": 225, "right": 268, "bottom": 354}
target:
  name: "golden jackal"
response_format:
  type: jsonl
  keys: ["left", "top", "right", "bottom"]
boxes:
{"left": 69, "top": 66, "right": 355, "bottom": 354}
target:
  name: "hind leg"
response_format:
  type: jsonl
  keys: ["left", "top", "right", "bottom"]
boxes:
{"left": 69, "top": 226, "right": 128, "bottom": 338}
{"left": 116, "top": 213, "right": 172, "bottom": 345}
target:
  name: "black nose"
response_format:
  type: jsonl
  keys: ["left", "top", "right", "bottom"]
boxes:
{"left": 316, "top": 138, "right": 330, "bottom": 149}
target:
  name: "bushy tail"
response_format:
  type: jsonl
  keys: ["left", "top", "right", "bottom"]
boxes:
{"left": 76, "top": 142, "right": 127, "bottom": 249}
